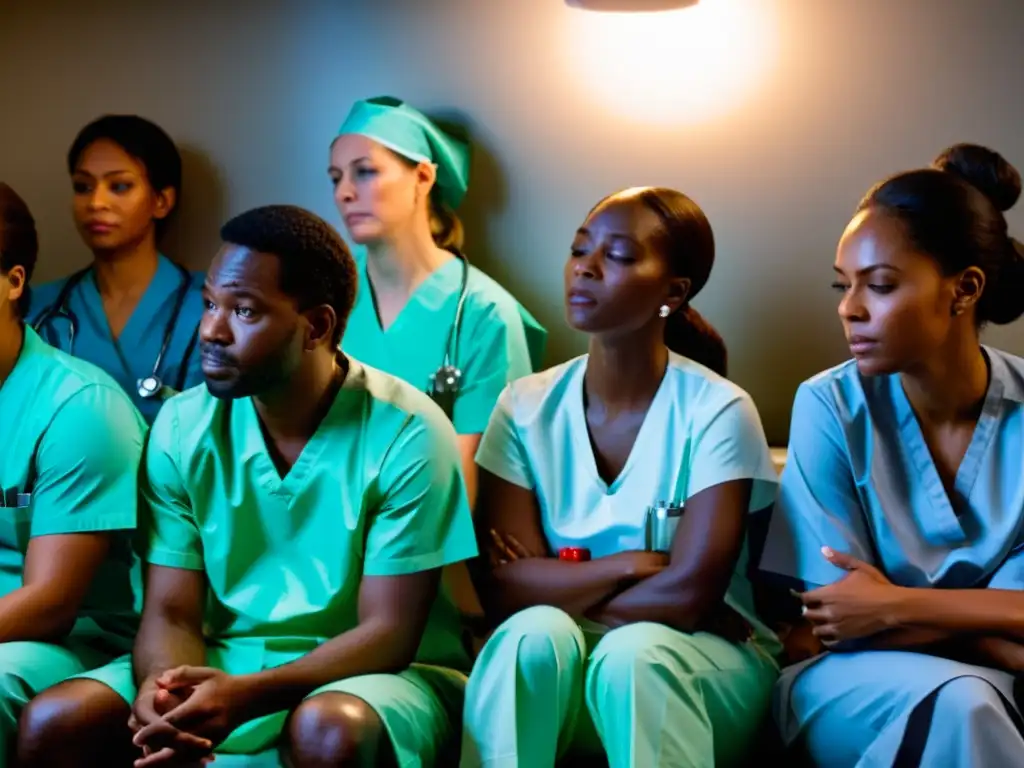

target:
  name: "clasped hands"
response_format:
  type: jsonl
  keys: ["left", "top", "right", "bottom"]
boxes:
{"left": 795, "top": 546, "right": 904, "bottom": 647}
{"left": 129, "top": 666, "right": 250, "bottom": 767}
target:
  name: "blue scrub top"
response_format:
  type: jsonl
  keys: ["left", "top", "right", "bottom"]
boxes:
{"left": 27, "top": 254, "right": 205, "bottom": 424}
{"left": 761, "top": 347, "right": 1024, "bottom": 591}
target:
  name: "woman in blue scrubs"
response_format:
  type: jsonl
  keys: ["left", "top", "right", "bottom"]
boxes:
{"left": 28, "top": 115, "right": 204, "bottom": 423}
{"left": 761, "top": 144, "right": 1024, "bottom": 766}
{"left": 461, "top": 187, "right": 780, "bottom": 767}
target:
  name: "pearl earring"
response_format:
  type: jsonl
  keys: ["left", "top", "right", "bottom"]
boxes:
{"left": 658, "top": 305, "right": 671, "bottom": 318}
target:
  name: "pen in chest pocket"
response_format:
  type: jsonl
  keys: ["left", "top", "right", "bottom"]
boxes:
{"left": 644, "top": 501, "right": 684, "bottom": 553}
{"left": 0, "top": 490, "right": 31, "bottom": 508}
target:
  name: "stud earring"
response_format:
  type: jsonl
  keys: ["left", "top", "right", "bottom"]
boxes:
{"left": 658, "top": 305, "right": 671, "bottom": 318}
{"left": 952, "top": 302, "right": 965, "bottom": 317}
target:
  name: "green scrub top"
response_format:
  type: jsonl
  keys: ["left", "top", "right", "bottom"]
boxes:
{"left": 140, "top": 358, "right": 478, "bottom": 673}
{"left": 342, "top": 253, "right": 547, "bottom": 435}
{"left": 0, "top": 326, "right": 144, "bottom": 656}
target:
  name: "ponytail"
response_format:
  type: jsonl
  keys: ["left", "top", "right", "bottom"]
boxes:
{"left": 664, "top": 306, "right": 728, "bottom": 377}
{"left": 429, "top": 194, "right": 465, "bottom": 253}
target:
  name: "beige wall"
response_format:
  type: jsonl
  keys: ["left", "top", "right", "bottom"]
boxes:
{"left": 2, "top": 0, "right": 1022, "bottom": 443}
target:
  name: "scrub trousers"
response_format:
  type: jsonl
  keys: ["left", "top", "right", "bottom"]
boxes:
{"left": 82, "top": 654, "right": 467, "bottom": 768}
{"left": 0, "top": 640, "right": 116, "bottom": 766}
{"left": 460, "top": 605, "right": 778, "bottom": 768}
{"left": 776, "top": 650, "right": 1024, "bottom": 767}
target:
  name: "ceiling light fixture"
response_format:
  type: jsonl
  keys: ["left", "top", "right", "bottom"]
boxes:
{"left": 565, "top": 0, "right": 699, "bottom": 11}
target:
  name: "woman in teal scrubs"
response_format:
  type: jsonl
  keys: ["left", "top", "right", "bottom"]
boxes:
{"left": 330, "top": 97, "right": 547, "bottom": 504}
{"left": 331, "top": 97, "right": 547, "bottom": 621}
{"left": 28, "top": 115, "right": 205, "bottom": 423}
{"left": 0, "top": 183, "right": 145, "bottom": 765}
{"left": 760, "top": 145, "right": 1024, "bottom": 766}
{"left": 461, "top": 187, "right": 780, "bottom": 767}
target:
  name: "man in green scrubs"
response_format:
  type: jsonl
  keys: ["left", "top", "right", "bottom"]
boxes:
{"left": 19, "top": 204, "right": 477, "bottom": 768}
{"left": 0, "top": 183, "right": 144, "bottom": 765}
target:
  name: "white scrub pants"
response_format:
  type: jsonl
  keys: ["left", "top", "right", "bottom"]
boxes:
{"left": 460, "top": 605, "right": 778, "bottom": 767}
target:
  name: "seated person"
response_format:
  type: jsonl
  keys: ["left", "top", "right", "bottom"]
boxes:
{"left": 0, "top": 183, "right": 144, "bottom": 763}
{"left": 760, "top": 144, "right": 1024, "bottom": 767}
{"left": 460, "top": 187, "right": 781, "bottom": 768}
{"left": 19, "top": 204, "right": 477, "bottom": 768}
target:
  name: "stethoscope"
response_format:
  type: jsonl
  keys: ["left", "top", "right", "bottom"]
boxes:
{"left": 32, "top": 261, "right": 197, "bottom": 400}
{"left": 427, "top": 250, "right": 469, "bottom": 419}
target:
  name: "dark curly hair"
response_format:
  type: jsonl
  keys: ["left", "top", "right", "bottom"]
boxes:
{"left": 220, "top": 205, "right": 358, "bottom": 345}
{"left": 68, "top": 115, "right": 182, "bottom": 240}
{"left": 0, "top": 183, "right": 38, "bottom": 318}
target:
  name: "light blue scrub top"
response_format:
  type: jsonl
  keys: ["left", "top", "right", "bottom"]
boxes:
{"left": 476, "top": 352, "right": 781, "bottom": 649}
{"left": 761, "top": 348, "right": 1024, "bottom": 591}
{"left": 27, "top": 254, "right": 205, "bottom": 424}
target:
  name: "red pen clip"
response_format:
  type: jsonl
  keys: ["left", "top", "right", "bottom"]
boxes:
{"left": 559, "top": 547, "right": 591, "bottom": 562}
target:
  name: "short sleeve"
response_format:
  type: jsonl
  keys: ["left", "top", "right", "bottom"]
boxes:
{"left": 759, "top": 383, "right": 875, "bottom": 589}
{"left": 685, "top": 391, "right": 778, "bottom": 511}
{"left": 139, "top": 406, "right": 204, "bottom": 571}
{"left": 474, "top": 387, "right": 533, "bottom": 489}
{"left": 452, "top": 303, "right": 538, "bottom": 435}
{"left": 363, "top": 411, "right": 478, "bottom": 577}
{"left": 30, "top": 386, "right": 144, "bottom": 536}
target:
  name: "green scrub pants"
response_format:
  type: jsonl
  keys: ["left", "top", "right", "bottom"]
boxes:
{"left": 460, "top": 606, "right": 778, "bottom": 768}
{"left": 84, "top": 655, "right": 467, "bottom": 767}
{"left": 0, "top": 640, "right": 116, "bottom": 765}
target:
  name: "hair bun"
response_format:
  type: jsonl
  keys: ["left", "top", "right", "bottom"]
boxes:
{"left": 932, "top": 143, "right": 1022, "bottom": 212}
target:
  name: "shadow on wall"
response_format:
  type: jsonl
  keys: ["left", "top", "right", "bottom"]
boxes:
{"left": 161, "top": 144, "right": 228, "bottom": 271}
{"left": 427, "top": 108, "right": 508, "bottom": 265}
{"left": 428, "top": 107, "right": 564, "bottom": 366}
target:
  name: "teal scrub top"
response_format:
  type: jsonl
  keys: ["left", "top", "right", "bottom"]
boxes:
{"left": 27, "top": 254, "right": 205, "bottom": 424}
{"left": 476, "top": 352, "right": 781, "bottom": 650}
{"left": 140, "top": 358, "right": 478, "bottom": 673}
{"left": 0, "top": 326, "right": 144, "bottom": 656}
{"left": 342, "top": 253, "right": 547, "bottom": 435}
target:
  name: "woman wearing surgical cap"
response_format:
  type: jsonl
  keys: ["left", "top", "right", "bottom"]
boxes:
{"left": 330, "top": 97, "right": 547, "bottom": 507}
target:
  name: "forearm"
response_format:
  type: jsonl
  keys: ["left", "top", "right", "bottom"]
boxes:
{"left": 960, "top": 636, "right": 1024, "bottom": 673}
{"left": 238, "top": 618, "right": 407, "bottom": 719}
{"left": 132, "top": 616, "right": 207, "bottom": 687}
{"left": 590, "top": 570, "right": 719, "bottom": 633}
{"left": 0, "top": 585, "right": 80, "bottom": 642}
{"left": 894, "top": 588, "right": 1024, "bottom": 639}
{"left": 480, "top": 558, "right": 623, "bottom": 620}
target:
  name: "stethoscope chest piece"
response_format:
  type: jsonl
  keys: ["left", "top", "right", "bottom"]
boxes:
{"left": 137, "top": 375, "right": 166, "bottom": 400}
{"left": 431, "top": 365, "right": 462, "bottom": 396}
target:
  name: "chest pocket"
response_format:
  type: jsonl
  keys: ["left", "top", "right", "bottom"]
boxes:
{"left": 0, "top": 490, "right": 33, "bottom": 554}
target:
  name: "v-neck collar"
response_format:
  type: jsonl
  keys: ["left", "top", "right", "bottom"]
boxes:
{"left": 241, "top": 359, "right": 366, "bottom": 497}
{"left": 568, "top": 355, "right": 672, "bottom": 495}
{"left": 894, "top": 348, "right": 1007, "bottom": 545}
{"left": 359, "top": 253, "right": 461, "bottom": 335}
{"left": 80, "top": 255, "right": 180, "bottom": 377}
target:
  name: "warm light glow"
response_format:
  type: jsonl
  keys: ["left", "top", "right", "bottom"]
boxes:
{"left": 563, "top": 0, "right": 778, "bottom": 126}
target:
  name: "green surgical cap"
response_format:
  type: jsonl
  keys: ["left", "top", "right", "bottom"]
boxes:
{"left": 337, "top": 96, "right": 470, "bottom": 210}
